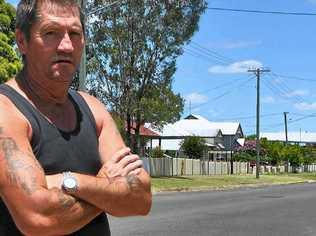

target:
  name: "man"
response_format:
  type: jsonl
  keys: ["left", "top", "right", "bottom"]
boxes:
{"left": 0, "top": 0, "right": 151, "bottom": 235}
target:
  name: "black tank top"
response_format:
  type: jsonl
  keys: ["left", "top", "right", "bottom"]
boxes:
{"left": 0, "top": 84, "right": 110, "bottom": 236}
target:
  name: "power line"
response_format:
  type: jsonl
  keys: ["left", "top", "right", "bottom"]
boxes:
{"left": 262, "top": 75, "right": 306, "bottom": 104}
{"left": 271, "top": 72, "right": 316, "bottom": 82}
{"left": 190, "top": 41, "right": 235, "bottom": 64}
{"left": 261, "top": 112, "right": 316, "bottom": 131}
{"left": 207, "top": 7, "right": 316, "bottom": 16}
{"left": 197, "top": 77, "right": 249, "bottom": 95}
{"left": 184, "top": 41, "right": 238, "bottom": 66}
{"left": 184, "top": 48, "right": 229, "bottom": 65}
{"left": 266, "top": 74, "right": 306, "bottom": 103}
{"left": 190, "top": 75, "right": 255, "bottom": 110}
{"left": 288, "top": 113, "right": 316, "bottom": 124}
{"left": 88, "top": 0, "right": 121, "bottom": 16}
{"left": 212, "top": 112, "right": 282, "bottom": 121}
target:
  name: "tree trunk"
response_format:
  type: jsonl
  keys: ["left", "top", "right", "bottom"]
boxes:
{"left": 126, "top": 112, "right": 132, "bottom": 147}
{"left": 132, "top": 112, "right": 141, "bottom": 154}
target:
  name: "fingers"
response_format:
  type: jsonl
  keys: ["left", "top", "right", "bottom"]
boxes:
{"left": 124, "top": 160, "right": 143, "bottom": 176}
{"left": 110, "top": 147, "right": 131, "bottom": 163}
{"left": 129, "top": 168, "right": 142, "bottom": 176}
{"left": 101, "top": 147, "right": 143, "bottom": 178}
{"left": 119, "top": 154, "right": 140, "bottom": 168}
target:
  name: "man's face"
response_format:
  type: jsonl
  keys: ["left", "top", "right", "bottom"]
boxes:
{"left": 20, "top": 2, "right": 84, "bottom": 83}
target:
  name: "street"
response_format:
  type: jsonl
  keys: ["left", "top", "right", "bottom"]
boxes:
{"left": 109, "top": 183, "right": 316, "bottom": 236}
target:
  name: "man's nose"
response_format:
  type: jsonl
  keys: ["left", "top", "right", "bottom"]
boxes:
{"left": 57, "top": 33, "right": 74, "bottom": 53}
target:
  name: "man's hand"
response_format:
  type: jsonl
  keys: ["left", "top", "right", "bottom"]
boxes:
{"left": 97, "top": 147, "right": 143, "bottom": 182}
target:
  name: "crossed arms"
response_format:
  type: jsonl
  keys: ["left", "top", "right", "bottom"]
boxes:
{"left": 0, "top": 92, "right": 152, "bottom": 236}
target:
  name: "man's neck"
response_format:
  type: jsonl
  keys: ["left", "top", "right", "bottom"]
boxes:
{"left": 18, "top": 69, "right": 70, "bottom": 106}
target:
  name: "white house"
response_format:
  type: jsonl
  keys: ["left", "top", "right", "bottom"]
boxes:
{"left": 146, "top": 115, "right": 223, "bottom": 151}
{"left": 145, "top": 114, "right": 245, "bottom": 151}
{"left": 184, "top": 114, "right": 245, "bottom": 151}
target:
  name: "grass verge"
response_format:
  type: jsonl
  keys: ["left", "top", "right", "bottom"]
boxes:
{"left": 151, "top": 173, "right": 316, "bottom": 193}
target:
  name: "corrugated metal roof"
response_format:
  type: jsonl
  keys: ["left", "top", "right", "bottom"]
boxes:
{"left": 146, "top": 114, "right": 242, "bottom": 138}
{"left": 208, "top": 122, "right": 240, "bottom": 135}
{"left": 186, "top": 114, "right": 241, "bottom": 135}
{"left": 151, "top": 118, "right": 220, "bottom": 137}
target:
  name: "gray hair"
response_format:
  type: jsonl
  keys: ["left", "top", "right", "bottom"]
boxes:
{"left": 16, "top": 0, "right": 85, "bottom": 41}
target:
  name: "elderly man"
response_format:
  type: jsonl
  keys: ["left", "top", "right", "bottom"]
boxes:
{"left": 0, "top": 0, "right": 151, "bottom": 235}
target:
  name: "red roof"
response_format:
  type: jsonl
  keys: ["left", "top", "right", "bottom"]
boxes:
{"left": 126, "top": 122, "right": 159, "bottom": 137}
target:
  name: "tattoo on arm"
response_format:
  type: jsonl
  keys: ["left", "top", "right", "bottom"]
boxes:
{"left": 126, "top": 174, "right": 142, "bottom": 191}
{"left": 0, "top": 132, "right": 44, "bottom": 195}
{"left": 55, "top": 189, "right": 77, "bottom": 209}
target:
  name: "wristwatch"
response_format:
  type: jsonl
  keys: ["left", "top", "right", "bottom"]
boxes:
{"left": 62, "top": 172, "right": 78, "bottom": 193}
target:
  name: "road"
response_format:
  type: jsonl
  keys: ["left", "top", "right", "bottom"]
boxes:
{"left": 108, "top": 183, "right": 316, "bottom": 236}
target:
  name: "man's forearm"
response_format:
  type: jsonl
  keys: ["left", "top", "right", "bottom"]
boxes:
{"left": 23, "top": 187, "right": 102, "bottom": 235}
{"left": 69, "top": 171, "right": 151, "bottom": 217}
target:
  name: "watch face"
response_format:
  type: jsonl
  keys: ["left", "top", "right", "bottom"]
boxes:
{"left": 64, "top": 177, "right": 77, "bottom": 189}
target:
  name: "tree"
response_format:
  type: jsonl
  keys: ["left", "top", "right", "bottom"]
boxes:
{"left": 261, "top": 139, "right": 285, "bottom": 165}
{"left": 234, "top": 139, "right": 267, "bottom": 162}
{"left": 86, "top": 0, "right": 207, "bottom": 152}
{"left": 0, "top": 0, "right": 21, "bottom": 82}
{"left": 246, "top": 134, "right": 256, "bottom": 140}
{"left": 180, "top": 136, "right": 206, "bottom": 159}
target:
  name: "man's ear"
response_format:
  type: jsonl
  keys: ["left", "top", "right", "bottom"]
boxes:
{"left": 15, "top": 29, "right": 28, "bottom": 55}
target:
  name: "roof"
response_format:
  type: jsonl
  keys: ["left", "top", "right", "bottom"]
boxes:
{"left": 127, "top": 122, "right": 160, "bottom": 137}
{"left": 151, "top": 118, "right": 221, "bottom": 138}
{"left": 146, "top": 114, "right": 243, "bottom": 139}
{"left": 185, "top": 114, "right": 241, "bottom": 135}
{"left": 261, "top": 132, "right": 316, "bottom": 143}
{"left": 208, "top": 122, "right": 240, "bottom": 135}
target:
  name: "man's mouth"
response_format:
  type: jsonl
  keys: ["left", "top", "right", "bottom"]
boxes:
{"left": 53, "top": 56, "right": 73, "bottom": 65}
{"left": 54, "top": 60, "right": 72, "bottom": 64}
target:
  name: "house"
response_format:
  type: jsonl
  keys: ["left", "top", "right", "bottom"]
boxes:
{"left": 183, "top": 114, "right": 245, "bottom": 151}
{"left": 143, "top": 114, "right": 245, "bottom": 151}
{"left": 145, "top": 115, "right": 224, "bottom": 151}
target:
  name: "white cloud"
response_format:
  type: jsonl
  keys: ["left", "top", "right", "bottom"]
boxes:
{"left": 262, "top": 96, "right": 275, "bottom": 104}
{"left": 284, "top": 90, "right": 309, "bottom": 98}
{"left": 208, "top": 60, "right": 263, "bottom": 74}
{"left": 294, "top": 102, "right": 316, "bottom": 111}
{"left": 185, "top": 93, "right": 208, "bottom": 105}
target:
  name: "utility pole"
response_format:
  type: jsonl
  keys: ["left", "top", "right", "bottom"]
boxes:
{"left": 284, "top": 112, "right": 289, "bottom": 172}
{"left": 248, "top": 68, "right": 270, "bottom": 179}
{"left": 79, "top": 0, "right": 87, "bottom": 91}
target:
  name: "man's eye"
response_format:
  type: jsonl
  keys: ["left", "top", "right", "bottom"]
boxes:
{"left": 70, "top": 31, "right": 82, "bottom": 36}
{"left": 45, "top": 31, "right": 55, "bottom": 36}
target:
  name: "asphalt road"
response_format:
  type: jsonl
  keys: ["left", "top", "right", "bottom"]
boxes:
{"left": 108, "top": 183, "right": 316, "bottom": 236}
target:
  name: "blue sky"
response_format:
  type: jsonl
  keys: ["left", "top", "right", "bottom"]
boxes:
{"left": 173, "top": 0, "right": 316, "bottom": 135}
{"left": 7, "top": 0, "right": 316, "bottom": 135}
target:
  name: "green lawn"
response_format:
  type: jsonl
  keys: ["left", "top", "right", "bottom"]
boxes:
{"left": 151, "top": 173, "right": 316, "bottom": 193}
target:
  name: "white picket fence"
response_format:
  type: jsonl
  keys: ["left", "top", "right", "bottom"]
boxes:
{"left": 141, "top": 157, "right": 316, "bottom": 177}
{"left": 142, "top": 157, "right": 248, "bottom": 177}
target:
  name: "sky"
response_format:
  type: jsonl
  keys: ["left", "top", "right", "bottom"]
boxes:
{"left": 172, "top": 0, "right": 316, "bottom": 135}
{"left": 7, "top": 0, "right": 316, "bottom": 135}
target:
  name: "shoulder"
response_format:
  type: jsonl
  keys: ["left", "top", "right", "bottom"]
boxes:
{"left": 76, "top": 91, "right": 112, "bottom": 136}
{"left": 0, "top": 92, "right": 31, "bottom": 141}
